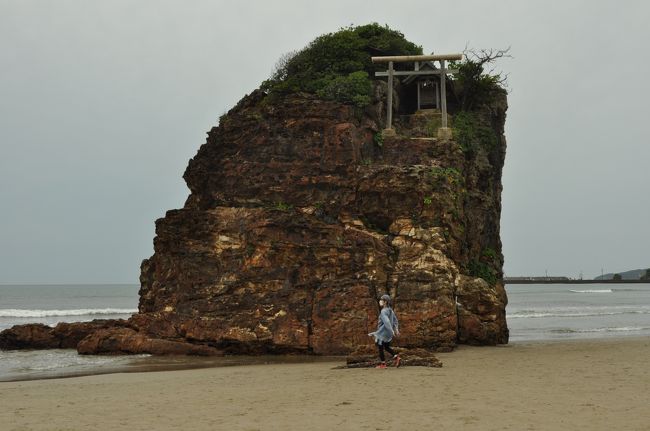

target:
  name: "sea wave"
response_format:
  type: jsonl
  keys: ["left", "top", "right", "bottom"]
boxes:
{"left": 508, "top": 308, "right": 650, "bottom": 319}
{"left": 569, "top": 289, "right": 613, "bottom": 293}
{"left": 550, "top": 326, "right": 650, "bottom": 334}
{"left": 0, "top": 308, "right": 137, "bottom": 318}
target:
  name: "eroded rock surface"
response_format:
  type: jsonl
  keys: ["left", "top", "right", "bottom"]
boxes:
{"left": 1, "top": 88, "right": 509, "bottom": 355}
{"left": 77, "top": 327, "right": 223, "bottom": 356}
{"left": 0, "top": 320, "right": 129, "bottom": 350}
{"left": 131, "top": 89, "right": 509, "bottom": 355}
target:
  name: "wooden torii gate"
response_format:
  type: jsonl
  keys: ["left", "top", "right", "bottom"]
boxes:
{"left": 371, "top": 53, "right": 463, "bottom": 135}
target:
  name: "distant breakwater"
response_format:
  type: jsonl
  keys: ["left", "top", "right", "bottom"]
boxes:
{"left": 505, "top": 279, "right": 650, "bottom": 285}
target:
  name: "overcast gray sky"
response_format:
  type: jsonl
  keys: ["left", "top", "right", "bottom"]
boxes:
{"left": 1, "top": 0, "right": 648, "bottom": 283}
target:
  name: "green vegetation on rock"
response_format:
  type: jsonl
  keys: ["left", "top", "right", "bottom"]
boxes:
{"left": 274, "top": 201, "right": 293, "bottom": 211}
{"left": 466, "top": 248, "right": 501, "bottom": 286}
{"left": 430, "top": 167, "right": 462, "bottom": 185}
{"left": 451, "top": 111, "right": 498, "bottom": 156}
{"left": 261, "top": 23, "right": 422, "bottom": 107}
{"left": 449, "top": 48, "right": 509, "bottom": 111}
{"left": 468, "top": 260, "right": 498, "bottom": 286}
{"left": 373, "top": 131, "right": 384, "bottom": 147}
{"left": 315, "top": 71, "right": 372, "bottom": 107}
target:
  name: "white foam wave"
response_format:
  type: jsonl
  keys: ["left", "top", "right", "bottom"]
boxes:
{"left": 550, "top": 326, "right": 650, "bottom": 334}
{"left": 0, "top": 308, "right": 137, "bottom": 318}
{"left": 569, "top": 289, "right": 613, "bottom": 293}
{"left": 509, "top": 309, "right": 650, "bottom": 319}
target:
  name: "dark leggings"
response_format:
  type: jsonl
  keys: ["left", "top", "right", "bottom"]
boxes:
{"left": 376, "top": 341, "right": 396, "bottom": 362}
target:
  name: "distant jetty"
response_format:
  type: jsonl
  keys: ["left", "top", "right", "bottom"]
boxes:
{"left": 505, "top": 277, "right": 650, "bottom": 284}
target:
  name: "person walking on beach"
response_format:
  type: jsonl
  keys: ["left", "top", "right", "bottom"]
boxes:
{"left": 368, "top": 294, "right": 401, "bottom": 369}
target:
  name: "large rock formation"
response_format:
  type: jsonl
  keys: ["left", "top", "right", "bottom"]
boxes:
{"left": 128, "top": 83, "right": 509, "bottom": 355}
{"left": 0, "top": 91, "right": 508, "bottom": 355}
{"left": 1, "top": 87, "right": 508, "bottom": 355}
{"left": 1, "top": 26, "right": 509, "bottom": 356}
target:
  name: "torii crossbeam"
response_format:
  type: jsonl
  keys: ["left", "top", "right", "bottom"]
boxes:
{"left": 372, "top": 53, "right": 463, "bottom": 134}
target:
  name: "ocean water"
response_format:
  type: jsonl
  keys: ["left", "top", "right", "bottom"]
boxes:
{"left": 2, "top": 283, "right": 649, "bottom": 380}
{"left": 0, "top": 284, "right": 139, "bottom": 331}
{"left": 506, "top": 283, "right": 650, "bottom": 342}
{"left": 0, "top": 284, "right": 339, "bottom": 381}
{"left": 0, "top": 284, "right": 139, "bottom": 381}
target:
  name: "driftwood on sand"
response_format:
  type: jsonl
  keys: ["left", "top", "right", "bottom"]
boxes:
{"left": 334, "top": 347, "right": 443, "bottom": 369}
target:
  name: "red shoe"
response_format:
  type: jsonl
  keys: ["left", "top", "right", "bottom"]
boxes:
{"left": 375, "top": 363, "right": 387, "bottom": 369}
{"left": 394, "top": 355, "right": 401, "bottom": 368}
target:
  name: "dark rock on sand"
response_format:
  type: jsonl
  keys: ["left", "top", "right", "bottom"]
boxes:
{"left": 77, "top": 327, "right": 223, "bottom": 356}
{"left": 0, "top": 320, "right": 129, "bottom": 350}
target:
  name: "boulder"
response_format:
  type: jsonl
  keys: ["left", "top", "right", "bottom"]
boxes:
{"left": 0, "top": 320, "right": 129, "bottom": 350}
{"left": 0, "top": 324, "right": 60, "bottom": 349}
{"left": 77, "top": 327, "right": 223, "bottom": 356}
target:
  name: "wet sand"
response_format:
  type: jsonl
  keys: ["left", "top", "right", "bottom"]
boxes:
{"left": 0, "top": 351, "right": 343, "bottom": 383}
{"left": 2, "top": 337, "right": 649, "bottom": 430}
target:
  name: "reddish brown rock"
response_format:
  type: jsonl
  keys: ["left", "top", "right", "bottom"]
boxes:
{"left": 0, "top": 320, "right": 129, "bottom": 350}
{"left": 0, "top": 324, "right": 60, "bottom": 349}
{"left": 456, "top": 275, "right": 509, "bottom": 345}
{"left": 1, "top": 80, "right": 509, "bottom": 356}
{"left": 77, "top": 327, "right": 223, "bottom": 356}
{"left": 134, "top": 88, "right": 509, "bottom": 355}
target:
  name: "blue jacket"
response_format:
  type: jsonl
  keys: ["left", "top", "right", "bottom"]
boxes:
{"left": 369, "top": 307, "right": 399, "bottom": 345}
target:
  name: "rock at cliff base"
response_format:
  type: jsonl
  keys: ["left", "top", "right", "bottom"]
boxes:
{"left": 0, "top": 320, "right": 130, "bottom": 350}
{"left": 77, "top": 327, "right": 223, "bottom": 356}
{"left": 0, "top": 324, "right": 60, "bottom": 350}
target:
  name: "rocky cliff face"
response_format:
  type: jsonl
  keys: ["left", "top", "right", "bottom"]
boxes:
{"left": 132, "top": 84, "right": 508, "bottom": 355}
{"left": 1, "top": 82, "right": 509, "bottom": 356}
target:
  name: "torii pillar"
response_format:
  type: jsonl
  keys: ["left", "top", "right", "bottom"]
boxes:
{"left": 372, "top": 53, "right": 463, "bottom": 139}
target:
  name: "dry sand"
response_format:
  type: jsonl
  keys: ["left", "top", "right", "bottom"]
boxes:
{"left": 2, "top": 337, "right": 649, "bottom": 431}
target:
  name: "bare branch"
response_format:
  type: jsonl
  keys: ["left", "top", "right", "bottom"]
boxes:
{"left": 463, "top": 47, "right": 512, "bottom": 68}
{"left": 450, "top": 46, "right": 512, "bottom": 110}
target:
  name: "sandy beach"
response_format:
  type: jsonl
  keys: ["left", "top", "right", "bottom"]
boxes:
{"left": 2, "top": 337, "right": 649, "bottom": 431}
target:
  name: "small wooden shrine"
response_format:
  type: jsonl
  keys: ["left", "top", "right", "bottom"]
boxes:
{"left": 372, "top": 53, "right": 463, "bottom": 133}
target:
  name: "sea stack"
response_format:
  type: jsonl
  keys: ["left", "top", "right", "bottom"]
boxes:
{"left": 1, "top": 24, "right": 509, "bottom": 355}
{"left": 135, "top": 25, "right": 509, "bottom": 354}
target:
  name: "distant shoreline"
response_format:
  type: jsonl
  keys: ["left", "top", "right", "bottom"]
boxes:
{"left": 505, "top": 279, "right": 650, "bottom": 284}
